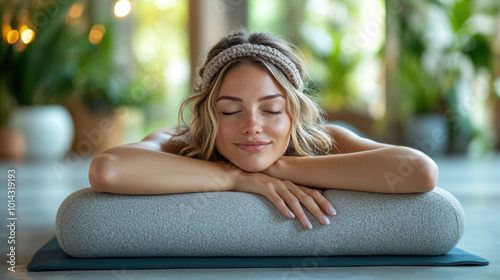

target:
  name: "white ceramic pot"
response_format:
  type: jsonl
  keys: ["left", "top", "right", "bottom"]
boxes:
{"left": 8, "top": 105, "right": 74, "bottom": 160}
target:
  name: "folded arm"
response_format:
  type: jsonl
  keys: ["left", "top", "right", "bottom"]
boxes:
{"left": 264, "top": 125, "right": 438, "bottom": 193}
{"left": 89, "top": 127, "right": 239, "bottom": 195}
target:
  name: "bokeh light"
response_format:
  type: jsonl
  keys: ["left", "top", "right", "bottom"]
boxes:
{"left": 66, "top": 3, "right": 84, "bottom": 26}
{"left": 114, "top": 0, "right": 131, "bottom": 18}
{"left": 7, "top": 30, "right": 19, "bottom": 44}
{"left": 69, "top": 3, "right": 84, "bottom": 18}
{"left": 20, "top": 25, "right": 35, "bottom": 44}
{"left": 89, "top": 24, "right": 105, "bottom": 44}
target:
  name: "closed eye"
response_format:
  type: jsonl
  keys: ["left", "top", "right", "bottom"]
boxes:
{"left": 222, "top": 111, "right": 241, "bottom": 116}
{"left": 265, "top": 111, "right": 282, "bottom": 115}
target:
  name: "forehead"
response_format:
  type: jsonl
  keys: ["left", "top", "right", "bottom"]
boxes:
{"left": 216, "top": 63, "right": 287, "bottom": 99}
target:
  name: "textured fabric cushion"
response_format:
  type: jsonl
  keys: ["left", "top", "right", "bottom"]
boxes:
{"left": 56, "top": 187, "right": 465, "bottom": 258}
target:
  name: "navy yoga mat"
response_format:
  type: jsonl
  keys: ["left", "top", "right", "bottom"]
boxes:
{"left": 27, "top": 237, "right": 489, "bottom": 271}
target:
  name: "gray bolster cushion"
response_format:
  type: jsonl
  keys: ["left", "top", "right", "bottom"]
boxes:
{"left": 56, "top": 187, "right": 464, "bottom": 258}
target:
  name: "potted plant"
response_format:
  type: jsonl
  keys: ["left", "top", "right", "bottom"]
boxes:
{"left": 1, "top": 1, "right": 78, "bottom": 160}
{"left": 439, "top": 0, "right": 500, "bottom": 155}
{"left": 393, "top": 52, "right": 448, "bottom": 156}
{"left": 386, "top": 1, "right": 449, "bottom": 157}
{"left": 2, "top": 1, "right": 155, "bottom": 159}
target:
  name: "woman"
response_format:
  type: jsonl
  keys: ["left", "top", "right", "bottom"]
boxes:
{"left": 89, "top": 30, "right": 438, "bottom": 230}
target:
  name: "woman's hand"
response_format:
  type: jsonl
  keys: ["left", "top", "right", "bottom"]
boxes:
{"left": 233, "top": 170, "right": 336, "bottom": 229}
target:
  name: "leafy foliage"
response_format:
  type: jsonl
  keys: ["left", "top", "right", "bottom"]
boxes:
{"left": 1, "top": 1, "right": 78, "bottom": 106}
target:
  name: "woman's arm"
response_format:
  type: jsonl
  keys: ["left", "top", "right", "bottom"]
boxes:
{"left": 89, "top": 127, "right": 239, "bottom": 194}
{"left": 264, "top": 124, "right": 438, "bottom": 193}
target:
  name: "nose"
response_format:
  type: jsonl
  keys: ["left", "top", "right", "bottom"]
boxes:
{"left": 243, "top": 112, "right": 262, "bottom": 135}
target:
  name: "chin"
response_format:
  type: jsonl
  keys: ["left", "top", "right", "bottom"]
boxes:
{"left": 232, "top": 161, "right": 272, "bottom": 173}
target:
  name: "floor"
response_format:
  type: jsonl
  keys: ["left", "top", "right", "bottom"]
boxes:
{"left": 1, "top": 154, "right": 499, "bottom": 280}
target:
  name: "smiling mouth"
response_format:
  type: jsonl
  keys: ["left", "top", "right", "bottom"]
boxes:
{"left": 235, "top": 141, "right": 271, "bottom": 152}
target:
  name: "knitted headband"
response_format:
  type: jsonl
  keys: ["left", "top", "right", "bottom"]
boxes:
{"left": 201, "top": 43, "right": 304, "bottom": 91}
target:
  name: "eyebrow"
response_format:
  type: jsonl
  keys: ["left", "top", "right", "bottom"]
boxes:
{"left": 216, "top": 94, "right": 285, "bottom": 102}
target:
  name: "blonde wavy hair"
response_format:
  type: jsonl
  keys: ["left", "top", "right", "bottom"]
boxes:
{"left": 176, "top": 30, "right": 334, "bottom": 161}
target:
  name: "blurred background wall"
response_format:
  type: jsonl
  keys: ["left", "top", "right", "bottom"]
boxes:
{"left": 1, "top": 0, "right": 499, "bottom": 161}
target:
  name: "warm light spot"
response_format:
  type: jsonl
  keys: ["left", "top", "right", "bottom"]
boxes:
{"left": 19, "top": 24, "right": 28, "bottom": 33}
{"left": 66, "top": 3, "right": 84, "bottom": 26}
{"left": 114, "top": 0, "right": 131, "bottom": 17}
{"left": 7, "top": 30, "right": 19, "bottom": 44}
{"left": 21, "top": 28, "right": 35, "bottom": 44}
{"left": 69, "top": 3, "right": 84, "bottom": 18}
{"left": 2, "top": 24, "right": 11, "bottom": 40}
{"left": 89, "top": 24, "right": 105, "bottom": 44}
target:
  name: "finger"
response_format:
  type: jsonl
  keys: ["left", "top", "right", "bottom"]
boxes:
{"left": 264, "top": 192, "right": 296, "bottom": 219}
{"left": 289, "top": 185, "right": 331, "bottom": 226}
{"left": 275, "top": 185, "right": 313, "bottom": 229}
{"left": 301, "top": 187, "right": 337, "bottom": 216}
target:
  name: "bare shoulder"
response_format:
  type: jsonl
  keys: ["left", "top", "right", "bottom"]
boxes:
{"left": 324, "top": 124, "right": 389, "bottom": 154}
{"left": 140, "top": 126, "right": 189, "bottom": 155}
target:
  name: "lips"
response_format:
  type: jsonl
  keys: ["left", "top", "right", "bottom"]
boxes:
{"left": 235, "top": 141, "right": 271, "bottom": 152}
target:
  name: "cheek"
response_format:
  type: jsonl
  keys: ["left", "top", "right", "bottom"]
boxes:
{"left": 216, "top": 121, "right": 234, "bottom": 145}
{"left": 268, "top": 116, "right": 291, "bottom": 141}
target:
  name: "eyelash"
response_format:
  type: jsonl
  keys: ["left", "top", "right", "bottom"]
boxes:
{"left": 266, "top": 111, "right": 282, "bottom": 115}
{"left": 221, "top": 111, "right": 282, "bottom": 116}
{"left": 222, "top": 112, "right": 239, "bottom": 116}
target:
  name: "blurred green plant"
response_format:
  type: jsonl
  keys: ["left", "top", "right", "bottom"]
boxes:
{"left": 439, "top": 0, "right": 499, "bottom": 154}
{"left": 393, "top": 53, "right": 442, "bottom": 118}
{"left": 0, "top": 1, "right": 78, "bottom": 116}
{"left": 0, "top": 0, "right": 158, "bottom": 126}
{"left": 390, "top": 1, "right": 445, "bottom": 121}
{"left": 301, "top": 0, "right": 368, "bottom": 112}
{"left": 303, "top": 27, "right": 364, "bottom": 111}
{"left": 71, "top": 1, "right": 162, "bottom": 114}
{"left": 390, "top": 0, "right": 499, "bottom": 154}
